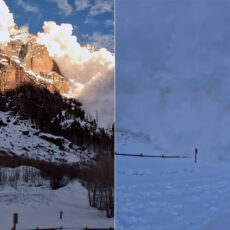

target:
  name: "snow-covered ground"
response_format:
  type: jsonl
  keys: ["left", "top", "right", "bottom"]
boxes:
{"left": 116, "top": 132, "right": 230, "bottom": 230}
{"left": 0, "top": 179, "right": 113, "bottom": 230}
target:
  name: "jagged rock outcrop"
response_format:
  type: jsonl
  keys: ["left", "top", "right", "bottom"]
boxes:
{"left": 0, "top": 29, "right": 69, "bottom": 95}
{"left": 0, "top": 53, "right": 29, "bottom": 93}
{"left": 21, "top": 42, "right": 54, "bottom": 74}
{"left": 0, "top": 52, "right": 68, "bottom": 94}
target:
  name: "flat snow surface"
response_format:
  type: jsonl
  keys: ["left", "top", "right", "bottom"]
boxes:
{"left": 116, "top": 132, "right": 230, "bottom": 230}
{"left": 0, "top": 180, "right": 113, "bottom": 230}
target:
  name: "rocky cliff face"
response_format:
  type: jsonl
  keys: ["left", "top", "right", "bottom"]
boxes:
{"left": 0, "top": 29, "right": 69, "bottom": 95}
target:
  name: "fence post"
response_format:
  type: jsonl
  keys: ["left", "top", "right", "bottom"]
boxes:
{"left": 12, "top": 213, "right": 18, "bottom": 230}
{"left": 195, "top": 148, "right": 198, "bottom": 163}
{"left": 60, "top": 211, "right": 63, "bottom": 221}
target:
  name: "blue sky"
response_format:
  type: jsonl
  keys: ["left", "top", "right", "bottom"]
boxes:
{"left": 5, "top": 0, "right": 114, "bottom": 51}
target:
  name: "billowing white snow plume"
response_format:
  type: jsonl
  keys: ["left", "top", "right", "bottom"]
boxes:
{"left": 0, "top": 0, "right": 114, "bottom": 127}
{"left": 0, "top": 0, "right": 15, "bottom": 46}
{"left": 116, "top": 0, "right": 230, "bottom": 161}
{"left": 37, "top": 21, "right": 114, "bottom": 127}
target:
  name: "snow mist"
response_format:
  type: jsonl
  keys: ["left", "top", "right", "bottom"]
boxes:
{"left": 37, "top": 22, "right": 114, "bottom": 127}
{"left": 116, "top": 0, "right": 230, "bottom": 161}
{"left": 0, "top": 0, "right": 15, "bottom": 46}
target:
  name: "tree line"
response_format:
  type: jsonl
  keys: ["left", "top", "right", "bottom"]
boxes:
{"left": 0, "top": 84, "right": 113, "bottom": 158}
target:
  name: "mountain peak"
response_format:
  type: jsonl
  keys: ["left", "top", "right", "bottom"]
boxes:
{"left": 0, "top": 27, "right": 69, "bottom": 95}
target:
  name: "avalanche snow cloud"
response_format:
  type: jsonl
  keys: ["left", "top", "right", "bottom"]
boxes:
{"left": 37, "top": 22, "right": 114, "bottom": 127}
{"left": 0, "top": 0, "right": 14, "bottom": 46}
{"left": 0, "top": 0, "right": 114, "bottom": 127}
{"left": 116, "top": 0, "right": 230, "bottom": 160}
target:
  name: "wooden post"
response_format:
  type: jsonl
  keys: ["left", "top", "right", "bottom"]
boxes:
{"left": 12, "top": 213, "right": 18, "bottom": 230}
{"left": 195, "top": 148, "right": 198, "bottom": 163}
{"left": 60, "top": 211, "right": 63, "bottom": 221}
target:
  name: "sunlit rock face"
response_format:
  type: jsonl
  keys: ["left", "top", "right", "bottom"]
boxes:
{"left": 21, "top": 42, "right": 54, "bottom": 74}
{"left": 0, "top": 29, "right": 69, "bottom": 95}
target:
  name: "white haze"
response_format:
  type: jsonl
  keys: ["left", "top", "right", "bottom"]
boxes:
{"left": 116, "top": 0, "right": 230, "bottom": 161}
{"left": 0, "top": 0, "right": 114, "bottom": 127}
{"left": 0, "top": 0, "right": 14, "bottom": 46}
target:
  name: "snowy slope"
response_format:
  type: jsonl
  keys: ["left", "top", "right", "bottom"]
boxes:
{"left": 0, "top": 179, "right": 113, "bottom": 230}
{"left": 0, "top": 111, "right": 93, "bottom": 163}
{"left": 116, "top": 132, "right": 230, "bottom": 230}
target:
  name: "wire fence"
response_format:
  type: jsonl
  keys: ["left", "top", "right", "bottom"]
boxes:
{"left": 115, "top": 152, "right": 191, "bottom": 159}
{"left": 12, "top": 213, "right": 114, "bottom": 230}
{"left": 19, "top": 227, "right": 114, "bottom": 230}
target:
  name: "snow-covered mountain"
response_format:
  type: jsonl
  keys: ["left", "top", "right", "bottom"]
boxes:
{"left": 0, "top": 17, "right": 114, "bottom": 223}
{"left": 0, "top": 0, "right": 114, "bottom": 225}
{"left": 0, "top": 26, "right": 113, "bottom": 166}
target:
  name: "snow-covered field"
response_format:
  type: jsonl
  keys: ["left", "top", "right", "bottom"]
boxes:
{"left": 116, "top": 132, "right": 230, "bottom": 230}
{"left": 0, "top": 179, "right": 113, "bottom": 230}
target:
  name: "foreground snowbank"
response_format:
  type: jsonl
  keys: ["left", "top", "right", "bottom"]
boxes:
{"left": 0, "top": 180, "right": 113, "bottom": 229}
